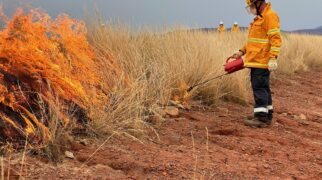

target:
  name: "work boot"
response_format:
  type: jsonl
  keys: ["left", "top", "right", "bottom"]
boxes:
{"left": 244, "top": 117, "right": 271, "bottom": 128}
{"left": 246, "top": 114, "right": 272, "bottom": 124}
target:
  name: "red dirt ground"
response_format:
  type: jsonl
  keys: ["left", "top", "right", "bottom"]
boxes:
{"left": 4, "top": 70, "right": 322, "bottom": 179}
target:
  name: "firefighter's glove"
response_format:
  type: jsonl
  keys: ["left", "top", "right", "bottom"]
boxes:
{"left": 268, "top": 59, "right": 278, "bottom": 71}
{"left": 232, "top": 51, "right": 244, "bottom": 59}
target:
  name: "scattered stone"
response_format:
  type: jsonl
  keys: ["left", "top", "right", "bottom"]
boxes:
{"left": 293, "top": 114, "right": 307, "bottom": 122}
{"left": 80, "top": 139, "right": 89, "bottom": 146}
{"left": 299, "top": 121, "right": 310, "bottom": 126}
{"left": 65, "top": 151, "right": 75, "bottom": 159}
{"left": 299, "top": 114, "right": 307, "bottom": 120}
{"left": 148, "top": 115, "right": 164, "bottom": 125}
{"left": 154, "top": 108, "right": 166, "bottom": 117}
{"left": 164, "top": 107, "right": 179, "bottom": 117}
{"left": 281, "top": 113, "right": 288, "bottom": 116}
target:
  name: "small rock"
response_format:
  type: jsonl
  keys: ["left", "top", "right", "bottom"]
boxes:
{"left": 281, "top": 113, "right": 288, "bottom": 116}
{"left": 164, "top": 107, "right": 179, "bottom": 117}
{"left": 148, "top": 115, "right": 163, "bottom": 125}
{"left": 299, "top": 121, "right": 309, "bottom": 126}
{"left": 299, "top": 114, "right": 306, "bottom": 120}
{"left": 64, "top": 151, "right": 75, "bottom": 159}
{"left": 154, "top": 108, "right": 166, "bottom": 117}
{"left": 292, "top": 115, "right": 299, "bottom": 120}
{"left": 80, "top": 139, "right": 89, "bottom": 146}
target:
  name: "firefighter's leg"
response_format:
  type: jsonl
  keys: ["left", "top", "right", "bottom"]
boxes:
{"left": 251, "top": 68, "right": 270, "bottom": 123}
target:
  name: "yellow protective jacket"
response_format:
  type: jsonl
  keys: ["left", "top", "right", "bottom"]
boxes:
{"left": 240, "top": 3, "right": 282, "bottom": 69}
{"left": 217, "top": 26, "right": 226, "bottom": 33}
{"left": 231, "top": 26, "right": 240, "bottom": 33}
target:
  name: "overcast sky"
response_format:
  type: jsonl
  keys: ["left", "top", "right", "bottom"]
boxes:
{"left": 1, "top": 0, "right": 321, "bottom": 31}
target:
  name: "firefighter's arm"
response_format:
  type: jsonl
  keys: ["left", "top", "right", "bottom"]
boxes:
{"left": 231, "top": 44, "right": 246, "bottom": 59}
{"left": 239, "top": 45, "right": 247, "bottom": 55}
{"left": 266, "top": 13, "right": 282, "bottom": 60}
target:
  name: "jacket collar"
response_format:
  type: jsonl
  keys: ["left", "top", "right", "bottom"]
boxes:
{"left": 254, "top": 2, "right": 271, "bottom": 20}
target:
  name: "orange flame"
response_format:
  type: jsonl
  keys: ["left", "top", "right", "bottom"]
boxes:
{"left": 171, "top": 81, "right": 191, "bottom": 105}
{"left": 0, "top": 9, "right": 124, "bottom": 145}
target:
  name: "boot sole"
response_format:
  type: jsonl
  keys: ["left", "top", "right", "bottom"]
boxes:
{"left": 244, "top": 120, "right": 270, "bottom": 128}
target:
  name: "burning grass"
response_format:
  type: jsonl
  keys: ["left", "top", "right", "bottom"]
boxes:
{"left": 0, "top": 9, "right": 125, "bottom": 148}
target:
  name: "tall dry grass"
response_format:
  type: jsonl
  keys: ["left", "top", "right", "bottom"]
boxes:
{"left": 278, "top": 33, "right": 322, "bottom": 73}
{"left": 87, "top": 22, "right": 322, "bottom": 137}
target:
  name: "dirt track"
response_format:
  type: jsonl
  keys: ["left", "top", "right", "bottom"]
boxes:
{"left": 7, "top": 70, "right": 322, "bottom": 179}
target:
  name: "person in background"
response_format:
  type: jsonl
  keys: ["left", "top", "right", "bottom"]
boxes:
{"left": 231, "top": 22, "right": 240, "bottom": 33}
{"left": 217, "top": 21, "right": 226, "bottom": 33}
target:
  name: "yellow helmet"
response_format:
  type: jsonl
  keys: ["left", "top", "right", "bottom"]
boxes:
{"left": 245, "top": 0, "right": 252, "bottom": 6}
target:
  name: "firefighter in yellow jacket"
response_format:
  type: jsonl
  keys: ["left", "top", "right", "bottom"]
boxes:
{"left": 231, "top": 22, "right": 240, "bottom": 33}
{"left": 233, "top": 0, "right": 282, "bottom": 128}
{"left": 217, "top": 21, "right": 226, "bottom": 33}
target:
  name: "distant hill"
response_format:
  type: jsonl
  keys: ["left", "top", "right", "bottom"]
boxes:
{"left": 191, "top": 27, "right": 249, "bottom": 33}
{"left": 292, "top": 26, "right": 322, "bottom": 35}
{"left": 191, "top": 26, "right": 322, "bottom": 35}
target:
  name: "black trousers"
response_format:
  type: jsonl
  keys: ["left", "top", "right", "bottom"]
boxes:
{"left": 250, "top": 68, "right": 273, "bottom": 122}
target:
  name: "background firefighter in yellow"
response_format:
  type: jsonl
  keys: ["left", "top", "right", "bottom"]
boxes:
{"left": 231, "top": 22, "right": 240, "bottom": 33}
{"left": 233, "top": 0, "right": 282, "bottom": 128}
{"left": 217, "top": 21, "right": 226, "bottom": 33}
